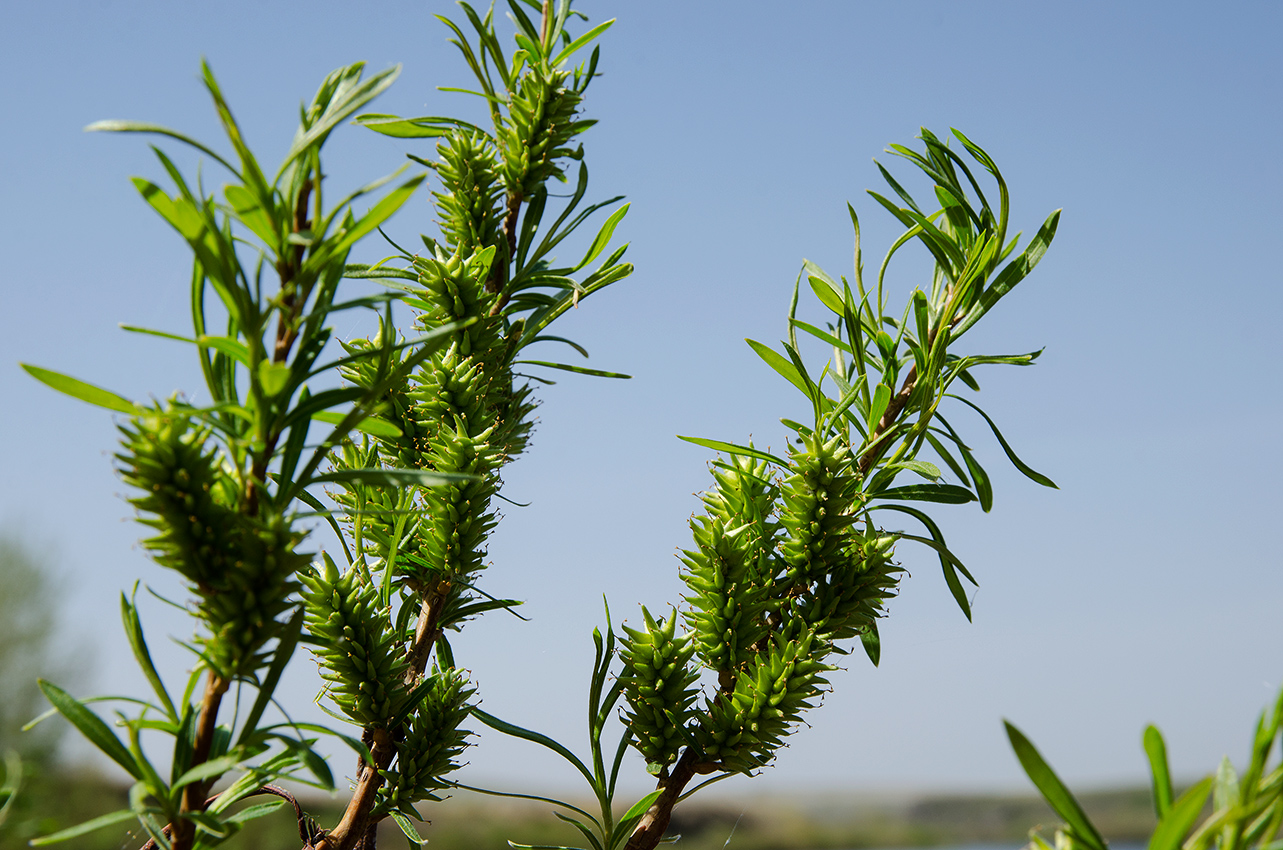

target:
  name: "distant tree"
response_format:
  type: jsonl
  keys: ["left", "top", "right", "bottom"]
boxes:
{"left": 0, "top": 534, "right": 65, "bottom": 764}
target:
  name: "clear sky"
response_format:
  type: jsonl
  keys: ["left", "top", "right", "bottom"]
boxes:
{"left": 2, "top": 0, "right": 1281, "bottom": 802}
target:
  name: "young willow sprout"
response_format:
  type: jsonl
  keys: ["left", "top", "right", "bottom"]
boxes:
{"left": 471, "top": 128, "right": 1061, "bottom": 850}
{"left": 22, "top": 1, "right": 632, "bottom": 846}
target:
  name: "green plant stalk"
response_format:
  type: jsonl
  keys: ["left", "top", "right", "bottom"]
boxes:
{"left": 309, "top": 3, "right": 632, "bottom": 846}
{"left": 608, "top": 129, "right": 1060, "bottom": 850}
{"left": 24, "top": 58, "right": 451, "bottom": 850}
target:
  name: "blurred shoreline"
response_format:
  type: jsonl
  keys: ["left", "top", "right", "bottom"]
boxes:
{"left": 0, "top": 769, "right": 1160, "bottom": 850}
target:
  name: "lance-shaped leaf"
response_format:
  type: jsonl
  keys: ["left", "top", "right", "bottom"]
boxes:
{"left": 21, "top": 364, "right": 139, "bottom": 414}
{"left": 955, "top": 209, "right": 1061, "bottom": 336}
{"left": 676, "top": 436, "right": 788, "bottom": 468}
{"left": 874, "top": 483, "right": 975, "bottom": 504}
{"left": 514, "top": 360, "right": 631, "bottom": 379}
{"left": 471, "top": 707, "right": 596, "bottom": 788}
{"left": 1149, "top": 776, "right": 1215, "bottom": 850}
{"left": 28, "top": 808, "right": 140, "bottom": 846}
{"left": 308, "top": 467, "right": 477, "bottom": 489}
{"left": 37, "top": 681, "right": 142, "bottom": 781}
{"left": 746, "top": 339, "right": 812, "bottom": 397}
{"left": 1144, "top": 725, "right": 1175, "bottom": 819}
{"left": 120, "top": 591, "right": 177, "bottom": 723}
{"left": 1005, "top": 721, "right": 1108, "bottom": 850}
{"left": 947, "top": 394, "right": 1058, "bottom": 488}
{"left": 280, "top": 63, "right": 401, "bottom": 172}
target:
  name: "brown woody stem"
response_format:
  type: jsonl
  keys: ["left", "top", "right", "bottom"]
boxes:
{"left": 314, "top": 729, "right": 395, "bottom": 850}
{"left": 856, "top": 363, "right": 917, "bottom": 477}
{"left": 623, "top": 749, "right": 719, "bottom": 850}
{"left": 404, "top": 580, "right": 450, "bottom": 686}
{"left": 488, "top": 192, "right": 523, "bottom": 317}
{"left": 171, "top": 671, "right": 229, "bottom": 850}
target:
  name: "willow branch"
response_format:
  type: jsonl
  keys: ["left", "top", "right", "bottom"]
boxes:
{"left": 170, "top": 672, "right": 229, "bottom": 850}
{"left": 404, "top": 580, "right": 450, "bottom": 685}
{"left": 623, "top": 748, "right": 720, "bottom": 850}
{"left": 314, "top": 729, "right": 395, "bottom": 850}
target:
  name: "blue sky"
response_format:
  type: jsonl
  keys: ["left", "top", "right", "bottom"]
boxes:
{"left": 2, "top": 0, "right": 1281, "bottom": 801}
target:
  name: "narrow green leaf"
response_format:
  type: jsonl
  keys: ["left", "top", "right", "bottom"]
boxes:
{"left": 131, "top": 178, "right": 205, "bottom": 241}
{"left": 867, "top": 383, "right": 892, "bottom": 432}
{"left": 675, "top": 436, "right": 788, "bottom": 467}
{"left": 37, "top": 681, "right": 141, "bottom": 780}
{"left": 224, "top": 800, "right": 287, "bottom": 824}
{"left": 1144, "top": 725, "right": 1174, "bottom": 819}
{"left": 555, "top": 812, "right": 604, "bottom": 850}
{"left": 1004, "top": 721, "right": 1108, "bottom": 850}
{"left": 172, "top": 753, "right": 243, "bottom": 789}
{"left": 224, "top": 183, "right": 278, "bottom": 247}
{"left": 183, "top": 809, "right": 231, "bottom": 838}
{"left": 391, "top": 811, "right": 427, "bottom": 845}
{"left": 805, "top": 262, "right": 846, "bottom": 316}
{"left": 311, "top": 410, "right": 403, "bottom": 439}
{"left": 940, "top": 557, "right": 972, "bottom": 622}
{"left": 875, "top": 484, "right": 975, "bottom": 504}
{"left": 551, "top": 19, "right": 615, "bottom": 66}
{"left": 452, "top": 782, "right": 600, "bottom": 825}
{"left": 354, "top": 113, "right": 484, "bottom": 139}
{"left": 197, "top": 335, "right": 251, "bottom": 366}
{"left": 955, "top": 209, "right": 1060, "bottom": 336}
{"left": 257, "top": 361, "right": 290, "bottom": 396}
{"left": 860, "top": 622, "right": 881, "bottom": 667}
{"left": 1213, "top": 756, "right": 1240, "bottom": 814}
{"left": 86, "top": 120, "right": 238, "bottom": 174}
{"left": 620, "top": 788, "right": 663, "bottom": 825}
{"left": 280, "top": 63, "right": 402, "bottom": 171}
{"left": 1149, "top": 776, "right": 1214, "bottom": 850}
{"left": 948, "top": 394, "right": 1057, "bottom": 488}
{"left": 872, "top": 504, "right": 978, "bottom": 586}
{"left": 470, "top": 707, "right": 597, "bottom": 788}
{"left": 29, "top": 808, "right": 140, "bottom": 846}
{"left": 308, "top": 467, "right": 476, "bottom": 489}
{"left": 575, "top": 203, "right": 629, "bottom": 271}
{"left": 746, "top": 339, "right": 811, "bottom": 397}
{"left": 791, "top": 319, "right": 853, "bottom": 354}
{"left": 120, "top": 591, "right": 177, "bottom": 722}
{"left": 513, "top": 360, "right": 631, "bottom": 379}
{"left": 959, "top": 439, "right": 993, "bottom": 513}
{"left": 21, "top": 364, "right": 138, "bottom": 414}
{"left": 886, "top": 460, "right": 941, "bottom": 481}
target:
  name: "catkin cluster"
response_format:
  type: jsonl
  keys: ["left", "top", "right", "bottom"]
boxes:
{"left": 496, "top": 67, "right": 586, "bottom": 198}
{"left": 117, "top": 409, "right": 304, "bottom": 678}
{"left": 434, "top": 132, "right": 505, "bottom": 260}
{"left": 619, "top": 608, "right": 699, "bottom": 772}
{"left": 697, "top": 629, "right": 831, "bottom": 773}
{"left": 682, "top": 454, "right": 780, "bottom": 673}
{"left": 373, "top": 668, "right": 474, "bottom": 820}
{"left": 777, "top": 433, "right": 901, "bottom": 644}
{"left": 621, "top": 429, "right": 904, "bottom": 775}
{"left": 299, "top": 556, "right": 408, "bottom": 728}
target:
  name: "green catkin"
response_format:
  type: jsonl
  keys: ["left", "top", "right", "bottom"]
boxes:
{"left": 650, "top": 432, "right": 906, "bottom": 775}
{"left": 682, "top": 454, "right": 780, "bottom": 673}
{"left": 619, "top": 607, "right": 700, "bottom": 772}
{"left": 434, "top": 132, "right": 505, "bottom": 260}
{"left": 300, "top": 558, "right": 409, "bottom": 728}
{"left": 496, "top": 67, "right": 586, "bottom": 199}
{"left": 117, "top": 409, "right": 304, "bottom": 678}
{"left": 372, "top": 667, "right": 473, "bottom": 819}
